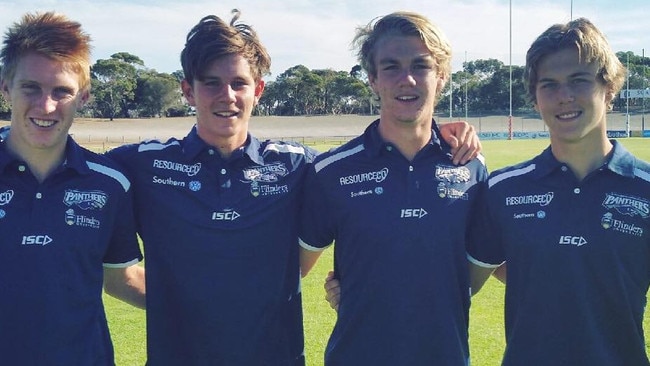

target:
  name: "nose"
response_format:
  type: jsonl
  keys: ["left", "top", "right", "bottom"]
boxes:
{"left": 398, "top": 70, "right": 417, "bottom": 86}
{"left": 219, "top": 84, "right": 237, "bottom": 103}
{"left": 557, "top": 83, "right": 575, "bottom": 103}
{"left": 36, "top": 93, "right": 58, "bottom": 114}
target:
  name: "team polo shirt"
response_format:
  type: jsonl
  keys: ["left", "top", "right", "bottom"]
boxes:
{"left": 107, "top": 126, "right": 316, "bottom": 365}
{"left": 468, "top": 140, "right": 650, "bottom": 365}
{"left": 0, "top": 136, "right": 142, "bottom": 365}
{"left": 299, "top": 119, "right": 487, "bottom": 366}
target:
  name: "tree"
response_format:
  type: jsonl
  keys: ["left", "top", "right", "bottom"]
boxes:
{"left": 0, "top": 93, "right": 9, "bottom": 119}
{"left": 259, "top": 65, "right": 373, "bottom": 116}
{"left": 135, "top": 71, "right": 182, "bottom": 117}
{"left": 0, "top": 65, "right": 10, "bottom": 119}
{"left": 90, "top": 53, "right": 141, "bottom": 120}
{"left": 443, "top": 59, "right": 527, "bottom": 116}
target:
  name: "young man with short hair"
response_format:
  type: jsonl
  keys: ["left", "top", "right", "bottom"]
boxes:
{"left": 299, "top": 12, "right": 488, "bottom": 365}
{"left": 468, "top": 18, "right": 650, "bottom": 365}
{"left": 0, "top": 12, "right": 144, "bottom": 365}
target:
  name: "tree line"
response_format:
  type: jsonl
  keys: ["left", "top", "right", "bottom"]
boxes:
{"left": 0, "top": 51, "right": 648, "bottom": 120}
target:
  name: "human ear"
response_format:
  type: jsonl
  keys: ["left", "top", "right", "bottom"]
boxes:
{"left": 0, "top": 80, "right": 10, "bottom": 103}
{"left": 181, "top": 79, "right": 196, "bottom": 106}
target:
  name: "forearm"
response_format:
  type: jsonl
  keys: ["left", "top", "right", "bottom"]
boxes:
{"left": 104, "top": 265, "right": 146, "bottom": 309}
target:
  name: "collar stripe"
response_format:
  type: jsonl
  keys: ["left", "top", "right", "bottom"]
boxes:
{"left": 315, "top": 143, "right": 364, "bottom": 173}
{"left": 488, "top": 164, "right": 536, "bottom": 188}
{"left": 87, "top": 162, "right": 130, "bottom": 192}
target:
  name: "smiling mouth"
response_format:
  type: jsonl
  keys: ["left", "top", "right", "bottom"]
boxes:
{"left": 214, "top": 111, "right": 238, "bottom": 118}
{"left": 31, "top": 118, "right": 57, "bottom": 128}
{"left": 557, "top": 111, "right": 581, "bottom": 120}
{"left": 396, "top": 96, "right": 418, "bottom": 101}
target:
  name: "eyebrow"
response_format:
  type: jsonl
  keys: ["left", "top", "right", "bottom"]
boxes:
{"left": 538, "top": 71, "right": 595, "bottom": 82}
{"left": 377, "top": 54, "right": 434, "bottom": 65}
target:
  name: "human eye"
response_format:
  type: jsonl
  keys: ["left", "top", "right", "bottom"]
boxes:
{"left": 20, "top": 83, "right": 40, "bottom": 95}
{"left": 202, "top": 78, "right": 222, "bottom": 88}
{"left": 231, "top": 79, "right": 249, "bottom": 90}
{"left": 379, "top": 61, "right": 399, "bottom": 72}
{"left": 571, "top": 77, "right": 591, "bottom": 85}
{"left": 414, "top": 60, "right": 434, "bottom": 70}
{"left": 538, "top": 81, "right": 557, "bottom": 90}
{"left": 53, "top": 87, "right": 75, "bottom": 100}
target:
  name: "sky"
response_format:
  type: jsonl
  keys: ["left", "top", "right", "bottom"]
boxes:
{"left": 0, "top": 0, "right": 648, "bottom": 80}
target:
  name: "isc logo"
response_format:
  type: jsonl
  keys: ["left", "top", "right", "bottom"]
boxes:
{"left": 22, "top": 235, "right": 53, "bottom": 246}
{"left": 559, "top": 235, "right": 587, "bottom": 247}
{"left": 400, "top": 208, "right": 428, "bottom": 219}
{"left": 211, "top": 211, "right": 241, "bottom": 221}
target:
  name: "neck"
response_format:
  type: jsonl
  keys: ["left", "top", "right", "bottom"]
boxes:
{"left": 209, "top": 136, "right": 247, "bottom": 160}
{"left": 377, "top": 117, "right": 432, "bottom": 161}
{"left": 7, "top": 137, "right": 66, "bottom": 183}
{"left": 197, "top": 129, "right": 247, "bottom": 160}
{"left": 550, "top": 133, "right": 612, "bottom": 181}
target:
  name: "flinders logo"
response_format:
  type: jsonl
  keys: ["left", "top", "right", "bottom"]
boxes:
{"left": 601, "top": 211, "right": 643, "bottom": 237}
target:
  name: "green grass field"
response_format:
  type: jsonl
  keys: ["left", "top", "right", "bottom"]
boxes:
{"left": 103, "top": 138, "right": 650, "bottom": 365}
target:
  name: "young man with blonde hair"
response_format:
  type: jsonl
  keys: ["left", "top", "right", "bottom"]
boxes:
{"left": 299, "top": 12, "right": 487, "bottom": 365}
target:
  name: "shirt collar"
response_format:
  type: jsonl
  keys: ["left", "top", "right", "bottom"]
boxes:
{"left": 606, "top": 139, "right": 637, "bottom": 178}
{"left": 531, "top": 139, "right": 637, "bottom": 179}
{"left": 362, "top": 118, "right": 446, "bottom": 157}
{"left": 181, "top": 125, "right": 264, "bottom": 166}
{"left": 0, "top": 135, "right": 90, "bottom": 175}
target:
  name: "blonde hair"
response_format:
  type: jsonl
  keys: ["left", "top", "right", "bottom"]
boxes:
{"left": 352, "top": 11, "right": 452, "bottom": 100}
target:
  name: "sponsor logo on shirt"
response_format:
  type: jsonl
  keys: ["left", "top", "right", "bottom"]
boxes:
{"left": 513, "top": 210, "right": 546, "bottom": 220}
{"left": 601, "top": 212, "right": 644, "bottom": 237}
{"left": 243, "top": 162, "right": 288, "bottom": 183}
{"left": 250, "top": 181, "right": 289, "bottom": 197}
{"left": 349, "top": 186, "right": 384, "bottom": 198}
{"left": 559, "top": 235, "right": 587, "bottom": 246}
{"left": 63, "top": 190, "right": 107, "bottom": 210}
{"left": 437, "top": 182, "right": 469, "bottom": 200}
{"left": 400, "top": 208, "right": 428, "bottom": 219}
{"left": 21, "top": 235, "right": 53, "bottom": 246}
{"left": 339, "top": 168, "right": 389, "bottom": 186}
{"left": 153, "top": 176, "right": 186, "bottom": 187}
{"left": 212, "top": 209, "right": 240, "bottom": 221}
{"left": 602, "top": 193, "right": 650, "bottom": 218}
{"left": 435, "top": 165, "right": 471, "bottom": 183}
{"left": 505, "top": 192, "right": 554, "bottom": 207}
{"left": 152, "top": 159, "right": 201, "bottom": 177}
{"left": 0, "top": 189, "right": 14, "bottom": 205}
{"left": 189, "top": 181, "right": 202, "bottom": 192}
{"left": 65, "top": 209, "right": 101, "bottom": 229}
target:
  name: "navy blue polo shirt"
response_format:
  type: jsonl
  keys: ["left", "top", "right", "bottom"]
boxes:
{"left": 0, "top": 136, "right": 142, "bottom": 365}
{"left": 468, "top": 140, "right": 650, "bottom": 365}
{"left": 108, "top": 126, "right": 316, "bottom": 365}
{"left": 299, "top": 119, "right": 487, "bottom": 366}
